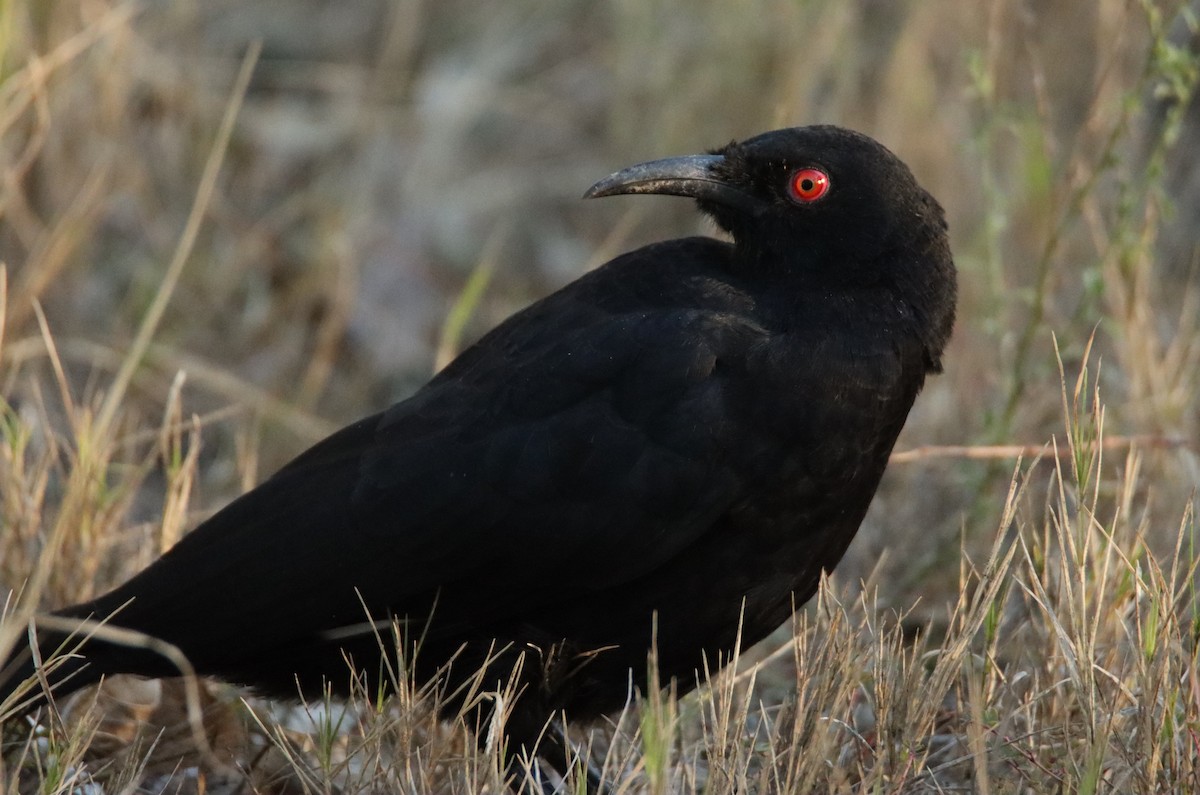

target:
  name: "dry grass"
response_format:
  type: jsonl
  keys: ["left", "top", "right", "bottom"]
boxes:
{"left": 2, "top": 0, "right": 1200, "bottom": 792}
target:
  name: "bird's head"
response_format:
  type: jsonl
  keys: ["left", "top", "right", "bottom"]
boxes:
{"left": 585, "top": 125, "right": 956, "bottom": 369}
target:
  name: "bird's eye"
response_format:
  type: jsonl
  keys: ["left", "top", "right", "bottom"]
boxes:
{"left": 788, "top": 168, "right": 830, "bottom": 203}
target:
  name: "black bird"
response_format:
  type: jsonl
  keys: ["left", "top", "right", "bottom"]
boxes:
{"left": 0, "top": 126, "right": 955, "bottom": 791}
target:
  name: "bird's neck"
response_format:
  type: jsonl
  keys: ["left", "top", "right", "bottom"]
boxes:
{"left": 729, "top": 238, "right": 888, "bottom": 294}
{"left": 729, "top": 234, "right": 954, "bottom": 377}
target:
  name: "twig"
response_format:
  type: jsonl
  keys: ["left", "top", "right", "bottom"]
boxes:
{"left": 891, "top": 434, "right": 1189, "bottom": 464}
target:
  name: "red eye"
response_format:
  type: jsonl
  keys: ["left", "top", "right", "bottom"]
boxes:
{"left": 788, "top": 168, "right": 830, "bottom": 203}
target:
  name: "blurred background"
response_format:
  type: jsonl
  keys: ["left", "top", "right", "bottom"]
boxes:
{"left": 2, "top": 0, "right": 1198, "bottom": 633}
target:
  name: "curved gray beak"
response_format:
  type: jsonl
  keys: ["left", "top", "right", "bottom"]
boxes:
{"left": 584, "top": 154, "right": 760, "bottom": 213}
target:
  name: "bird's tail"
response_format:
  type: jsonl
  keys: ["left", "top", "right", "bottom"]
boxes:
{"left": 0, "top": 621, "right": 105, "bottom": 721}
{"left": 1, "top": 594, "right": 201, "bottom": 725}
{"left": 0, "top": 593, "right": 163, "bottom": 722}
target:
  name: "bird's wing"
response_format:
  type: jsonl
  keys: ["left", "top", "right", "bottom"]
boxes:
{"left": 93, "top": 265, "right": 763, "bottom": 652}
{"left": 352, "top": 301, "right": 757, "bottom": 593}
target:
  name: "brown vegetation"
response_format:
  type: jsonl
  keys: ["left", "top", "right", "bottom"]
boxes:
{"left": 2, "top": 1, "right": 1198, "bottom": 792}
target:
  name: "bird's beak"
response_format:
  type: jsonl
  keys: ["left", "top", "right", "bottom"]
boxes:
{"left": 584, "top": 154, "right": 761, "bottom": 213}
